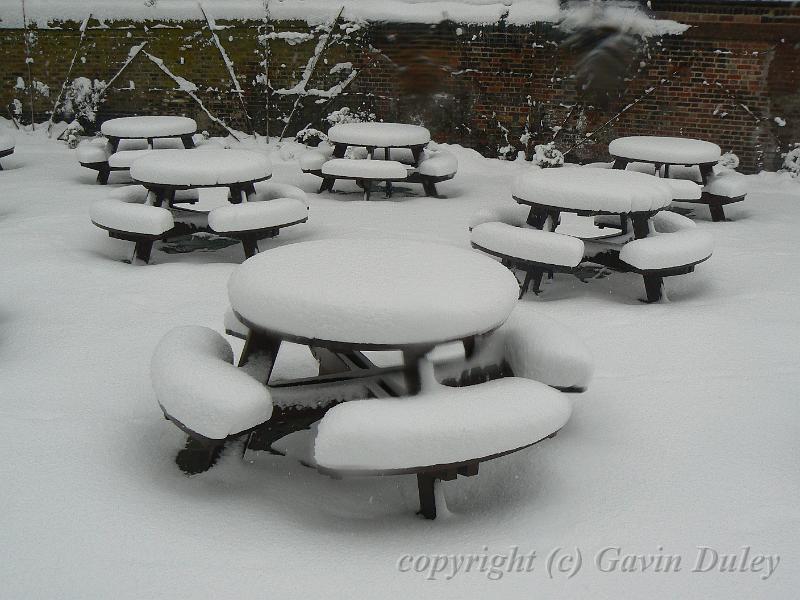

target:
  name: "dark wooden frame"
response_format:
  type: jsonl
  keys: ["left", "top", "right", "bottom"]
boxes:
{"left": 0, "top": 146, "right": 14, "bottom": 170}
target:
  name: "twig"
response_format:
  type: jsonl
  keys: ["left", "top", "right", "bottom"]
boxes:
{"left": 143, "top": 50, "right": 241, "bottom": 141}
{"left": 311, "top": 50, "right": 385, "bottom": 117}
{"left": 262, "top": 0, "right": 272, "bottom": 138}
{"left": 101, "top": 41, "right": 147, "bottom": 95}
{"left": 7, "top": 106, "right": 21, "bottom": 129}
{"left": 279, "top": 6, "right": 345, "bottom": 140}
{"left": 21, "top": 0, "right": 36, "bottom": 130}
{"left": 198, "top": 2, "right": 255, "bottom": 136}
{"left": 47, "top": 13, "right": 92, "bottom": 136}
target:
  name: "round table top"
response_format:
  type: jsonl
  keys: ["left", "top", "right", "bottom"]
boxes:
{"left": 101, "top": 116, "right": 197, "bottom": 139}
{"left": 513, "top": 167, "right": 674, "bottom": 215}
{"left": 327, "top": 123, "right": 431, "bottom": 148}
{"left": 609, "top": 136, "right": 721, "bottom": 165}
{"left": 131, "top": 149, "right": 272, "bottom": 188}
{"left": 228, "top": 239, "right": 520, "bottom": 349}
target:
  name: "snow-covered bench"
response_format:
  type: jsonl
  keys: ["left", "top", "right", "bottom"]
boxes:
{"left": 471, "top": 221, "right": 585, "bottom": 296}
{"left": 315, "top": 376, "right": 571, "bottom": 518}
{"left": 151, "top": 326, "right": 272, "bottom": 473}
{"left": 0, "top": 132, "right": 14, "bottom": 170}
{"left": 408, "top": 149, "right": 458, "bottom": 197}
{"left": 668, "top": 167, "right": 747, "bottom": 221}
{"left": 321, "top": 158, "right": 409, "bottom": 200}
{"left": 208, "top": 196, "right": 308, "bottom": 258}
{"left": 90, "top": 187, "right": 176, "bottom": 264}
{"left": 619, "top": 228, "right": 713, "bottom": 302}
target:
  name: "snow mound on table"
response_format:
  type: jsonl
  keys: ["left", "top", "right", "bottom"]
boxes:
{"left": 0, "top": 132, "right": 15, "bottom": 152}
{"left": 90, "top": 197, "right": 174, "bottom": 236}
{"left": 513, "top": 167, "right": 673, "bottom": 214}
{"left": 314, "top": 377, "right": 571, "bottom": 471}
{"left": 610, "top": 136, "right": 721, "bottom": 165}
{"left": 328, "top": 123, "right": 431, "bottom": 147}
{"left": 208, "top": 198, "right": 307, "bottom": 234}
{"left": 471, "top": 221, "right": 584, "bottom": 267}
{"left": 76, "top": 142, "right": 110, "bottom": 164}
{"left": 101, "top": 116, "right": 196, "bottom": 139}
{"left": 130, "top": 149, "right": 271, "bottom": 187}
{"left": 321, "top": 158, "right": 408, "bottom": 179}
{"left": 228, "top": 239, "right": 520, "bottom": 347}
{"left": 151, "top": 326, "right": 272, "bottom": 440}
{"left": 620, "top": 229, "right": 713, "bottom": 271}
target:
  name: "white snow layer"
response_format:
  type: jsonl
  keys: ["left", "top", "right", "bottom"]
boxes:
{"left": 253, "top": 181, "right": 308, "bottom": 205}
{"left": 100, "top": 116, "right": 197, "bottom": 139}
{"left": 150, "top": 325, "right": 272, "bottom": 439}
{"left": 609, "top": 136, "right": 722, "bottom": 165}
{"left": 314, "top": 377, "right": 572, "bottom": 471}
{"left": 321, "top": 158, "right": 408, "bottom": 179}
{"left": 704, "top": 172, "right": 748, "bottom": 198}
{"left": 471, "top": 221, "right": 584, "bottom": 267}
{"left": 299, "top": 150, "right": 328, "bottom": 172}
{"left": 513, "top": 167, "right": 674, "bottom": 214}
{"left": 0, "top": 133, "right": 15, "bottom": 152}
{"left": 419, "top": 151, "right": 458, "bottom": 177}
{"left": 327, "top": 123, "right": 431, "bottom": 148}
{"left": 228, "top": 239, "right": 520, "bottom": 346}
{"left": 468, "top": 203, "right": 530, "bottom": 229}
{"left": 108, "top": 149, "right": 155, "bottom": 169}
{"left": 652, "top": 210, "right": 696, "bottom": 233}
{"left": 662, "top": 178, "right": 702, "bottom": 201}
{"left": 130, "top": 148, "right": 272, "bottom": 186}
{"left": 619, "top": 229, "right": 713, "bottom": 270}
{"left": 208, "top": 198, "right": 307, "bottom": 234}
{"left": 90, "top": 197, "right": 174, "bottom": 235}
{"left": 2, "top": 0, "right": 690, "bottom": 33}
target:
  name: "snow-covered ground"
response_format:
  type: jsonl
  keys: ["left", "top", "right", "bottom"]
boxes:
{"left": 1, "top": 125, "right": 798, "bottom": 598}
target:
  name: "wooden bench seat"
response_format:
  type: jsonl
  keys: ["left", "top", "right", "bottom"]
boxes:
{"left": 471, "top": 221, "right": 585, "bottom": 296}
{"left": 0, "top": 133, "right": 14, "bottom": 170}
{"left": 207, "top": 197, "right": 308, "bottom": 258}
{"left": 321, "top": 158, "right": 409, "bottom": 200}
{"left": 314, "top": 376, "right": 571, "bottom": 518}
{"left": 151, "top": 326, "right": 272, "bottom": 472}
{"left": 619, "top": 228, "right": 713, "bottom": 302}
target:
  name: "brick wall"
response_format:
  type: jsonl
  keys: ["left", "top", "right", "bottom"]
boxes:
{"left": 1, "top": 2, "right": 798, "bottom": 172}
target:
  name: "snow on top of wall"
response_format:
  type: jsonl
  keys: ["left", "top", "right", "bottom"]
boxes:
{"left": 0, "top": 0, "right": 686, "bottom": 35}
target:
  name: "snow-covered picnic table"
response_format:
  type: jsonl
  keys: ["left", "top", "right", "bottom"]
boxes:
{"left": 101, "top": 116, "right": 197, "bottom": 151}
{"left": 152, "top": 238, "right": 581, "bottom": 518}
{"left": 130, "top": 148, "right": 272, "bottom": 204}
{"left": 473, "top": 167, "right": 712, "bottom": 302}
{"left": 609, "top": 135, "right": 721, "bottom": 183}
{"left": 327, "top": 122, "right": 432, "bottom": 158}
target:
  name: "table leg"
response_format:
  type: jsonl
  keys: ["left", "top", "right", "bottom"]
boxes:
{"left": 663, "top": 163, "right": 671, "bottom": 178}
{"left": 181, "top": 135, "right": 195, "bottom": 149}
{"left": 108, "top": 137, "right": 120, "bottom": 153}
{"left": 411, "top": 145, "right": 424, "bottom": 166}
{"left": 238, "top": 330, "right": 282, "bottom": 385}
{"left": 242, "top": 182, "right": 256, "bottom": 202}
{"left": 699, "top": 163, "right": 714, "bottom": 186}
{"left": 333, "top": 143, "right": 347, "bottom": 159}
{"left": 612, "top": 158, "right": 628, "bottom": 170}
{"left": 319, "top": 177, "right": 335, "bottom": 193}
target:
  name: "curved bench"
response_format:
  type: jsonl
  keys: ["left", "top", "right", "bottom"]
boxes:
{"left": 151, "top": 326, "right": 272, "bottom": 473}
{"left": 701, "top": 173, "right": 747, "bottom": 221}
{"left": 299, "top": 150, "right": 328, "bottom": 178}
{"left": 78, "top": 138, "right": 150, "bottom": 184}
{"left": 208, "top": 197, "right": 308, "bottom": 258}
{"left": 468, "top": 204, "right": 530, "bottom": 230}
{"left": 314, "top": 376, "right": 571, "bottom": 518}
{"left": 436, "top": 303, "right": 594, "bottom": 392}
{"left": 471, "top": 221, "right": 585, "bottom": 297}
{"left": 253, "top": 181, "right": 308, "bottom": 205}
{"left": 413, "top": 149, "right": 458, "bottom": 196}
{"left": 653, "top": 211, "right": 695, "bottom": 233}
{"left": 0, "top": 132, "right": 14, "bottom": 170}
{"left": 321, "top": 158, "right": 409, "bottom": 200}
{"left": 619, "top": 229, "right": 713, "bottom": 302}
{"left": 90, "top": 191, "right": 175, "bottom": 264}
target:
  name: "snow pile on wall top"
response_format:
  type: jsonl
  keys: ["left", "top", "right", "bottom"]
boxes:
{"left": 0, "top": 0, "right": 686, "bottom": 34}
